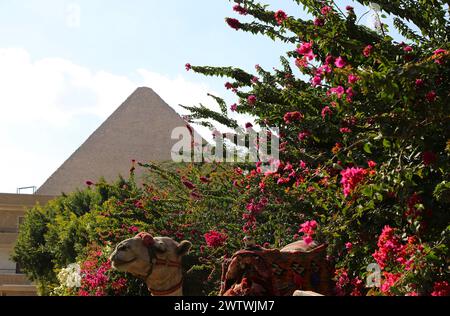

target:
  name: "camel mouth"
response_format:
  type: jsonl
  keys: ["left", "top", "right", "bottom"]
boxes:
{"left": 112, "top": 257, "right": 136, "bottom": 267}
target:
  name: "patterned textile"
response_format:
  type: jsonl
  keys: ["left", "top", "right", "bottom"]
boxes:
{"left": 220, "top": 241, "right": 333, "bottom": 296}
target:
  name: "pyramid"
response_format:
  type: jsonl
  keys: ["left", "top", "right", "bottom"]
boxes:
{"left": 37, "top": 87, "right": 197, "bottom": 196}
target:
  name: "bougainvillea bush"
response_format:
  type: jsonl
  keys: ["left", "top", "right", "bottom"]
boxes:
{"left": 183, "top": 0, "right": 449, "bottom": 296}
{"left": 14, "top": 0, "right": 449, "bottom": 296}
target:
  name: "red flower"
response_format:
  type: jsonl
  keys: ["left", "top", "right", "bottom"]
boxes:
{"left": 274, "top": 10, "right": 288, "bottom": 25}
{"left": 247, "top": 95, "right": 257, "bottom": 105}
{"left": 431, "top": 281, "right": 450, "bottom": 296}
{"left": 363, "top": 45, "right": 373, "bottom": 57}
{"left": 85, "top": 180, "right": 94, "bottom": 186}
{"left": 226, "top": 18, "right": 241, "bottom": 30}
{"left": 182, "top": 179, "right": 196, "bottom": 190}
{"left": 204, "top": 230, "right": 228, "bottom": 248}
{"left": 314, "top": 17, "right": 324, "bottom": 26}
{"left": 185, "top": 63, "right": 191, "bottom": 71}
{"left": 230, "top": 103, "right": 237, "bottom": 112}
{"left": 426, "top": 90, "right": 437, "bottom": 102}
{"left": 321, "top": 6, "right": 332, "bottom": 15}
{"left": 367, "top": 160, "right": 377, "bottom": 168}
{"left": 283, "top": 111, "right": 303, "bottom": 124}
{"left": 233, "top": 5, "right": 248, "bottom": 15}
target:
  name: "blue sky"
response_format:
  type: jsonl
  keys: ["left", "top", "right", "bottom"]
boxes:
{"left": 0, "top": 0, "right": 400, "bottom": 193}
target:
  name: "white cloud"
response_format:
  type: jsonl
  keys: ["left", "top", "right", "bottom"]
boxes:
{"left": 0, "top": 47, "right": 223, "bottom": 193}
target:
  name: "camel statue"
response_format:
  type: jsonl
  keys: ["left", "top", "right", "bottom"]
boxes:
{"left": 109, "top": 232, "right": 192, "bottom": 296}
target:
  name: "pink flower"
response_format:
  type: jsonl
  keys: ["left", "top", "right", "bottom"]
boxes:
{"left": 85, "top": 180, "right": 94, "bottom": 186}
{"left": 321, "top": 106, "right": 332, "bottom": 120}
{"left": 311, "top": 75, "right": 322, "bottom": 87}
{"left": 233, "top": 4, "right": 248, "bottom": 15}
{"left": 345, "top": 87, "right": 355, "bottom": 102}
{"left": 303, "top": 235, "right": 314, "bottom": 245}
{"left": 199, "top": 176, "right": 210, "bottom": 184}
{"left": 245, "top": 122, "right": 253, "bottom": 129}
{"left": 297, "top": 42, "right": 315, "bottom": 60}
{"left": 325, "top": 55, "right": 335, "bottom": 65}
{"left": 381, "top": 272, "right": 401, "bottom": 295}
{"left": 251, "top": 76, "right": 259, "bottom": 84}
{"left": 367, "top": 160, "right": 377, "bottom": 168}
{"left": 346, "top": 6, "right": 354, "bottom": 11}
{"left": 230, "top": 103, "right": 237, "bottom": 112}
{"left": 426, "top": 90, "right": 437, "bottom": 102}
{"left": 247, "top": 95, "right": 257, "bottom": 105}
{"left": 283, "top": 111, "right": 303, "bottom": 124}
{"left": 182, "top": 179, "right": 196, "bottom": 190}
{"left": 185, "top": 63, "right": 192, "bottom": 71}
{"left": 295, "top": 57, "right": 308, "bottom": 68}
{"left": 348, "top": 74, "right": 359, "bottom": 84}
{"left": 363, "top": 45, "right": 373, "bottom": 57}
{"left": 274, "top": 10, "right": 288, "bottom": 25}
{"left": 321, "top": 6, "right": 332, "bottom": 15}
{"left": 403, "top": 45, "right": 413, "bottom": 52}
{"left": 335, "top": 56, "right": 347, "bottom": 68}
{"left": 415, "top": 79, "right": 424, "bottom": 88}
{"left": 298, "top": 130, "right": 310, "bottom": 141}
{"left": 345, "top": 242, "right": 353, "bottom": 250}
{"left": 314, "top": 18, "right": 324, "bottom": 26}
{"left": 204, "top": 230, "right": 228, "bottom": 248}
{"left": 434, "top": 48, "right": 447, "bottom": 55}
{"left": 225, "top": 82, "right": 233, "bottom": 90}
{"left": 226, "top": 18, "right": 241, "bottom": 30}
{"left": 340, "top": 167, "right": 367, "bottom": 197}
{"left": 330, "top": 86, "right": 345, "bottom": 98}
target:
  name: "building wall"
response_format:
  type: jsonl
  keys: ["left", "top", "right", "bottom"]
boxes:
{"left": 0, "top": 193, "right": 55, "bottom": 295}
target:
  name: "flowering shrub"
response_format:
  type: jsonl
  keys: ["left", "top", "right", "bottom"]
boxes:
{"left": 13, "top": 1, "right": 450, "bottom": 296}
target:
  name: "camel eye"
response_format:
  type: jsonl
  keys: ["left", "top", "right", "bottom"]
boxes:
{"left": 118, "top": 245, "right": 129, "bottom": 251}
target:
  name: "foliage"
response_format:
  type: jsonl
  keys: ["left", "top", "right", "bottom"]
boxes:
{"left": 13, "top": 0, "right": 450, "bottom": 296}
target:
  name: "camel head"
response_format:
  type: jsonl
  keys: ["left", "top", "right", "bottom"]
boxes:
{"left": 110, "top": 232, "right": 192, "bottom": 296}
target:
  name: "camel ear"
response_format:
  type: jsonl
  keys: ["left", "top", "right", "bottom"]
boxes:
{"left": 177, "top": 240, "right": 192, "bottom": 256}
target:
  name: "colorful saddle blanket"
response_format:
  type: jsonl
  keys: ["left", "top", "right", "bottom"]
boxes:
{"left": 220, "top": 241, "right": 333, "bottom": 296}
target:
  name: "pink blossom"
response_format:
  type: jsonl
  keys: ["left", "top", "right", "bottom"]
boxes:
{"left": 345, "top": 242, "right": 353, "bottom": 250}
{"left": 274, "top": 10, "right": 288, "bottom": 25}
{"left": 297, "top": 42, "right": 315, "bottom": 60}
{"left": 367, "top": 160, "right": 377, "bottom": 168}
{"left": 245, "top": 122, "right": 253, "bottom": 129}
{"left": 346, "top": 87, "right": 355, "bottom": 102}
{"left": 226, "top": 18, "right": 241, "bottom": 30}
{"left": 251, "top": 76, "right": 259, "bottom": 84}
{"left": 204, "top": 230, "right": 228, "bottom": 248}
{"left": 295, "top": 57, "right": 308, "bottom": 68}
{"left": 325, "top": 55, "right": 335, "bottom": 65}
{"left": 340, "top": 167, "right": 367, "bottom": 197}
{"left": 334, "top": 56, "right": 347, "bottom": 68}
{"left": 415, "top": 79, "right": 424, "bottom": 88}
{"left": 303, "top": 235, "right": 314, "bottom": 245}
{"left": 298, "top": 131, "right": 310, "bottom": 141}
{"left": 346, "top": 6, "right": 354, "bottom": 11}
{"left": 321, "top": 106, "right": 332, "bottom": 120}
{"left": 311, "top": 75, "right": 322, "bottom": 87}
{"left": 230, "top": 103, "right": 237, "bottom": 112}
{"left": 233, "top": 4, "right": 248, "bottom": 15}
{"left": 330, "top": 86, "right": 345, "bottom": 98}
{"left": 403, "top": 45, "right": 413, "bottom": 52}
{"left": 247, "top": 95, "right": 257, "bottom": 105}
{"left": 225, "top": 82, "right": 233, "bottom": 90}
{"left": 363, "top": 45, "right": 373, "bottom": 57}
{"left": 348, "top": 74, "right": 359, "bottom": 84}
{"left": 283, "top": 111, "right": 303, "bottom": 124}
{"left": 182, "top": 179, "right": 196, "bottom": 190}
{"left": 185, "top": 63, "right": 192, "bottom": 71}
{"left": 321, "top": 6, "right": 332, "bottom": 15}
{"left": 426, "top": 90, "right": 437, "bottom": 102}
{"left": 314, "top": 18, "right": 324, "bottom": 26}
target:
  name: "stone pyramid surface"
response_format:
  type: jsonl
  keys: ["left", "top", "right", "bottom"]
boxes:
{"left": 37, "top": 87, "right": 192, "bottom": 195}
